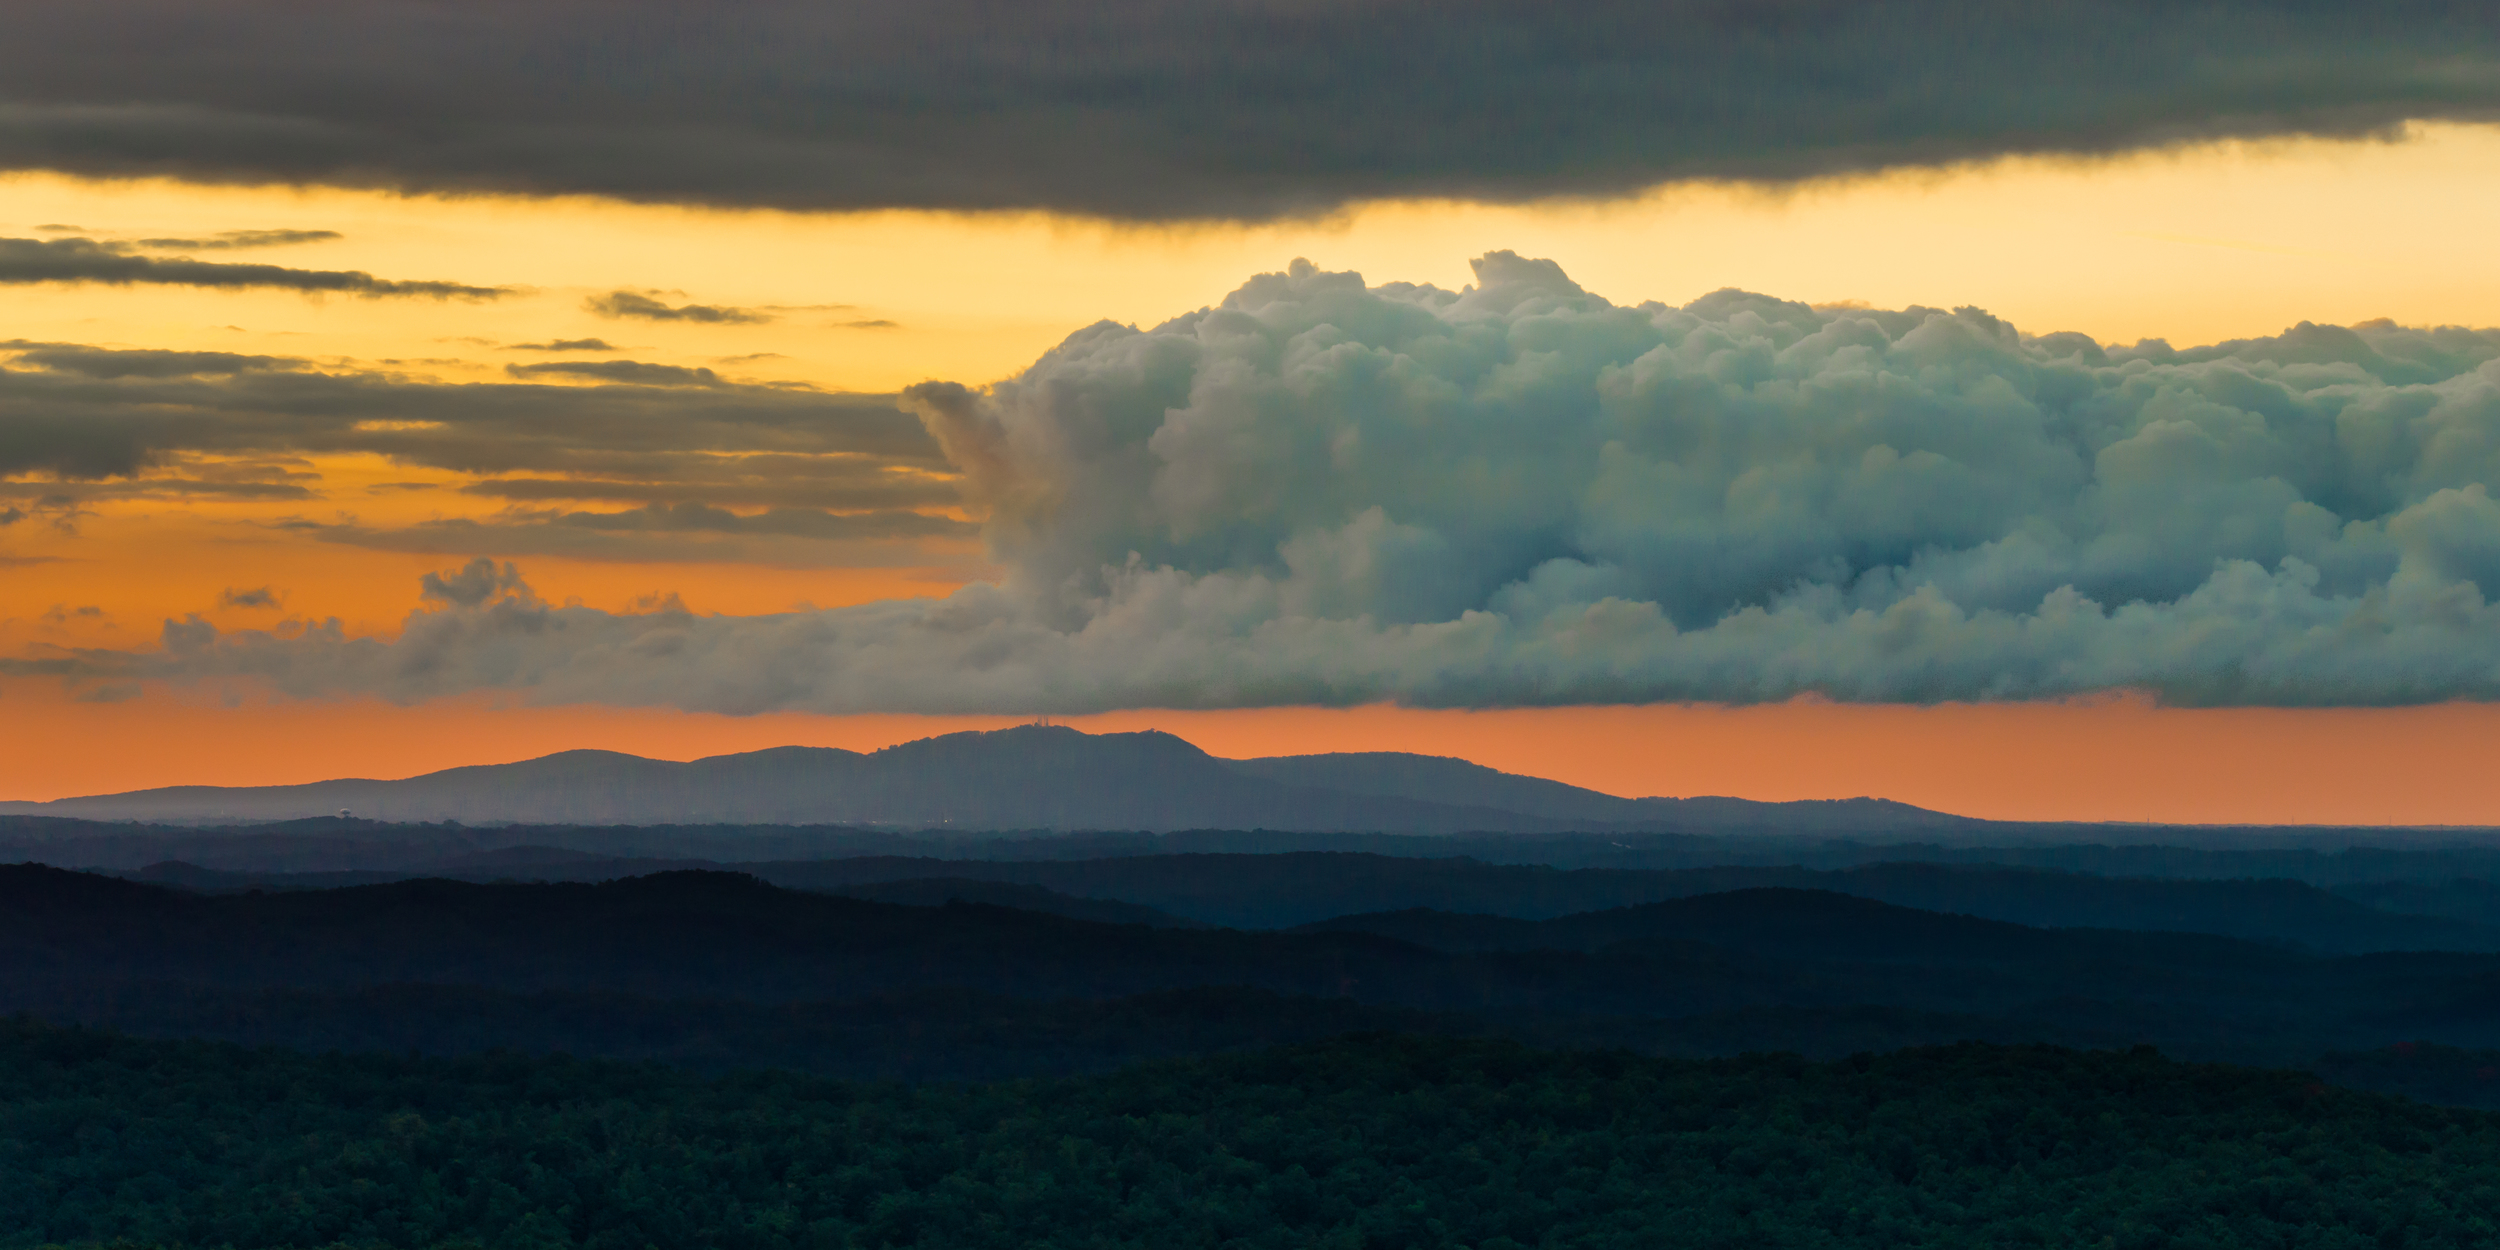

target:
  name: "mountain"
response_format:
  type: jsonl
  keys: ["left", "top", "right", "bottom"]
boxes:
{"left": 1232, "top": 751, "right": 1952, "bottom": 831}
{"left": 0, "top": 724, "right": 1971, "bottom": 833}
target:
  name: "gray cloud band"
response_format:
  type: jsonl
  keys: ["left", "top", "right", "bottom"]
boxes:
{"left": 0, "top": 1, "right": 2494, "bottom": 219}
{"left": 31, "top": 254, "right": 2500, "bottom": 710}
{"left": 0, "top": 341, "right": 941, "bottom": 480}
{"left": 0, "top": 237, "right": 507, "bottom": 299}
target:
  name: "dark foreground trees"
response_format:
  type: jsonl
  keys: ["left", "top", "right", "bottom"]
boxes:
{"left": 7, "top": 1019, "right": 2500, "bottom": 1249}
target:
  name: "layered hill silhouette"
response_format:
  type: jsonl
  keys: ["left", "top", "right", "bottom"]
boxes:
{"left": 0, "top": 724, "right": 1961, "bottom": 832}
{"left": 88, "top": 851, "right": 2500, "bottom": 953}
{"left": 13, "top": 864, "right": 2500, "bottom": 1077}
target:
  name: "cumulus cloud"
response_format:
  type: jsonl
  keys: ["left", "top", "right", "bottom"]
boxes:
{"left": 0, "top": 236, "right": 507, "bottom": 298}
{"left": 37, "top": 253, "right": 2500, "bottom": 712}
{"left": 0, "top": 1, "right": 2493, "bottom": 219}
{"left": 587, "top": 292, "right": 771, "bottom": 325}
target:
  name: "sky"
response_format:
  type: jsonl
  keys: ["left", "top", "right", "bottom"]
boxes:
{"left": 7, "top": 0, "right": 2500, "bottom": 822}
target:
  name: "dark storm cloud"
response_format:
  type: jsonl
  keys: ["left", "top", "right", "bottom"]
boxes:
{"left": 586, "top": 292, "right": 772, "bottom": 325}
{"left": 0, "top": 0, "right": 2493, "bottom": 219}
{"left": 0, "top": 237, "right": 507, "bottom": 299}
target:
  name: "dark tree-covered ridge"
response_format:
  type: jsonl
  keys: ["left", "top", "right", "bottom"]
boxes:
{"left": 6, "top": 1022, "right": 2500, "bottom": 1249}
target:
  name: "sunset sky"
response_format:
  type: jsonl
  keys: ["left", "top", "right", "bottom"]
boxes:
{"left": 8, "top": 1, "right": 2500, "bottom": 822}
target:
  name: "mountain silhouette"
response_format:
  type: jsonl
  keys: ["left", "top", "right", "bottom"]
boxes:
{"left": 0, "top": 724, "right": 1964, "bottom": 832}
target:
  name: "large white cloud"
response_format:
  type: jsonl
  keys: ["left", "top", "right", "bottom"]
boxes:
{"left": 35, "top": 254, "right": 2500, "bottom": 710}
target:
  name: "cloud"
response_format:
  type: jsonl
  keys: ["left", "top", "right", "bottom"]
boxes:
{"left": 587, "top": 292, "right": 771, "bottom": 325}
{"left": 0, "top": 339, "right": 943, "bottom": 485}
{"left": 127, "top": 228, "right": 341, "bottom": 251}
{"left": 0, "top": 236, "right": 507, "bottom": 298}
{"left": 2, "top": 478, "right": 316, "bottom": 503}
{"left": 2, "top": 342, "right": 295, "bottom": 378}
{"left": 43, "top": 253, "right": 2500, "bottom": 713}
{"left": 543, "top": 501, "right": 971, "bottom": 539}
{"left": 8, "top": 493, "right": 97, "bottom": 534}
{"left": 505, "top": 360, "right": 722, "bottom": 387}
{"left": 218, "top": 586, "right": 282, "bottom": 609}
{"left": 457, "top": 468, "right": 958, "bottom": 511}
{"left": 420, "top": 558, "right": 531, "bottom": 608}
{"left": 505, "top": 338, "right": 617, "bottom": 352}
{"left": 0, "top": 507, "right": 21, "bottom": 525}
{"left": 0, "top": 1, "right": 2494, "bottom": 219}
{"left": 281, "top": 504, "right": 976, "bottom": 568}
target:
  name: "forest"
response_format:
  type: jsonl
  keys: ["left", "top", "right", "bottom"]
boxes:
{"left": 14, "top": 831, "right": 2500, "bottom": 1246}
{"left": 11, "top": 1020, "right": 2500, "bottom": 1250}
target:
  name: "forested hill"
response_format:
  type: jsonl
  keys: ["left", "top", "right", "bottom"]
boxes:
{"left": 15, "top": 864, "right": 2500, "bottom": 1078}
{"left": 89, "top": 850, "right": 2500, "bottom": 953}
{"left": 8, "top": 1023, "right": 2500, "bottom": 1250}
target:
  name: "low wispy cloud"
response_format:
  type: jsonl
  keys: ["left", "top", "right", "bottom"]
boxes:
{"left": 0, "top": 236, "right": 507, "bottom": 299}
{"left": 505, "top": 360, "right": 721, "bottom": 387}
{"left": 587, "top": 291, "right": 771, "bottom": 325}
{"left": 456, "top": 465, "right": 956, "bottom": 511}
{"left": 126, "top": 228, "right": 341, "bottom": 251}
{"left": 281, "top": 507, "right": 974, "bottom": 568}
{"left": 0, "top": 338, "right": 941, "bottom": 484}
{"left": 40, "top": 254, "right": 2500, "bottom": 713}
{"left": 504, "top": 338, "right": 616, "bottom": 352}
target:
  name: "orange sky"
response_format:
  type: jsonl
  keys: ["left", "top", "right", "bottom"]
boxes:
{"left": 9, "top": 128, "right": 2500, "bottom": 822}
{"left": 5, "top": 681, "right": 2498, "bottom": 827}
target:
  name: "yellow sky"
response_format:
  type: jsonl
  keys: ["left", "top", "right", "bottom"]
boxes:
{"left": 6, "top": 122, "right": 2498, "bottom": 398}
{"left": 8, "top": 123, "right": 2500, "bottom": 813}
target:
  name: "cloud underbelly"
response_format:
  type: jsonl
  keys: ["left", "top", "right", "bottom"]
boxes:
{"left": 42, "top": 253, "right": 2500, "bottom": 711}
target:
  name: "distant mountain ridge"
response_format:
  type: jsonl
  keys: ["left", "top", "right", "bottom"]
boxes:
{"left": 0, "top": 724, "right": 1965, "bottom": 833}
